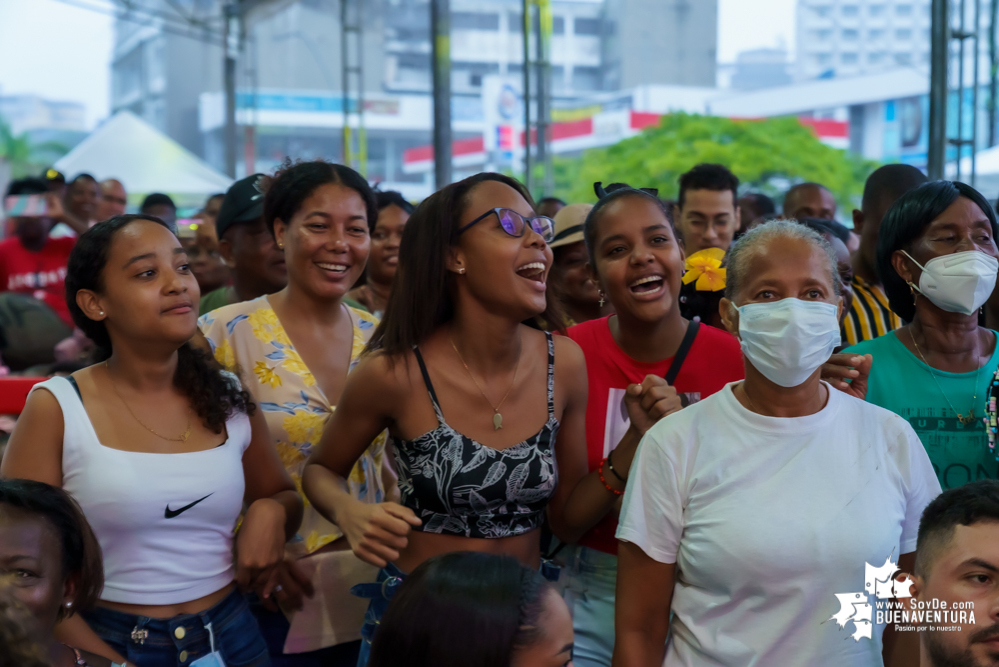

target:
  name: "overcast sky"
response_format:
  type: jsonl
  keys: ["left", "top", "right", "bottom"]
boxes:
{"left": 0, "top": 0, "right": 798, "bottom": 130}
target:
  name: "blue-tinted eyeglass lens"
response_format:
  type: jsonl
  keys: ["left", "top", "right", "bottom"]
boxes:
{"left": 531, "top": 217, "right": 554, "bottom": 241}
{"left": 497, "top": 209, "right": 523, "bottom": 236}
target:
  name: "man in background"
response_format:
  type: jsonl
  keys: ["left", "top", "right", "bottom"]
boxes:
{"left": 537, "top": 196, "right": 566, "bottom": 220}
{"left": 63, "top": 174, "right": 99, "bottom": 227}
{"left": 140, "top": 192, "right": 178, "bottom": 230}
{"left": 199, "top": 175, "right": 286, "bottom": 315}
{"left": 738, "top": 192, "right": 775, "bottom": 231}
{"left": 675, "top": 163, "right": 741, "bottom": 253}
{"left": 845, "top": 164, "right": 927, "bottom": 346}
{"left": 783, "top": 182, "right": 837, "bottom": 220}
{"left": 96, "top": 178, "right": 128, "bottom": 221}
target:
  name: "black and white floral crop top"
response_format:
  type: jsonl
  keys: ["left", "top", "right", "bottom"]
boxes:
{"left": 392, "top": 333, "right": 560, "bottom": 538}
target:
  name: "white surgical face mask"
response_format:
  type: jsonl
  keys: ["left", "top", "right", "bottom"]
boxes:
{"left": 902, "top": 250, "right": 999, "bottom": 316}
{"left": 736, "top": 298, "right": 841, "bottom": 388}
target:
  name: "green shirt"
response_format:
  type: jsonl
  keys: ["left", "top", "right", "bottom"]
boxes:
{"left": 845, "top": 330, "right": 999, "bottom": 489}
{"left": 198, "top": 286, "right": 369, "bottom": 317}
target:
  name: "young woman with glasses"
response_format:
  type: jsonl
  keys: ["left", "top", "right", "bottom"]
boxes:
{"left": 303, "top": 173, "right": 636, "bottom": 665}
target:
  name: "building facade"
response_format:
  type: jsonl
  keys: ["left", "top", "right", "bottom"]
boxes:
{"left": 796, "top": 0, "right": 931, "bottom": 81}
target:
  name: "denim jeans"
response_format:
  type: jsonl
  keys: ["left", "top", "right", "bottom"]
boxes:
{"left": 554, "top": 544, "right": 618, "bottom": 667}
{"left": 350, "top": 563, "right": 407, "bottom": 667}
{"left": 82, "top": 588, "right": 269, "bottom": 667}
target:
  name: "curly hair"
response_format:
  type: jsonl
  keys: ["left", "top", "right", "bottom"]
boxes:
{"left": 0, "top": 588, "right": 49, "bottom": 667}
{"left": 0, "top": 478, "right": 103, "bottom": 620}
{"left": 263, "top": 158, "right": 377, "bottom": 236}
{"left": 64, "top": 215, "right": 253, "bottom": 433}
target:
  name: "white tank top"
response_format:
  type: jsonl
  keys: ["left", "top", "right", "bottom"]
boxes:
{"left": 34, "top": 375, "right": 252, "bottom": 605}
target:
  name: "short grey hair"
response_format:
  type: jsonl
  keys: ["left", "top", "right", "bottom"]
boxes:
{"left": 725, "top": 218, "right": 842, "bottom": 301}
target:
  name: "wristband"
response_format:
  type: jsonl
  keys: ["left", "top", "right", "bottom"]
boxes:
{"left": 598, "top": 458, "right": 623, "bottom": 496}
{"left": 607, "top": 449, "right": 626, "bottom": 483}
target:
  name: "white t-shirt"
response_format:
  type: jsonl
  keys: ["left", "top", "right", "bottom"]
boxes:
{"left": 616, "top": 382, "right": 941, "bottom": 667}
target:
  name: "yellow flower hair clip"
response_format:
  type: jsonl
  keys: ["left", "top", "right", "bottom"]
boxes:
{"left": 682, "top": 247, "right": 727, "bottom": 292}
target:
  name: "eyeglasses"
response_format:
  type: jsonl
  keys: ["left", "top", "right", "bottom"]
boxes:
{"left": 457, "top": 208, "right": 555, "bottom": 243}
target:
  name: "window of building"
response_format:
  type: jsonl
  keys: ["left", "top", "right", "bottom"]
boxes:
{"left": 868, "top": 51, "right": 887, "bottom": 64}
{"left": 842, "top": 52, "right": 859, "bottom": 64}
{"left": 842, "top": 5, "right": 860, "bottom": 17}
{"left": 896, "top": 28, "right": 912, "bottom": 39}
{"left": 574, "top": 17, "right": 602, "bottom": 36}
{"left": 869, "top": 4, "right": 887, "bottom": 16}
{"left": 452, "top": 12, "right": 500, "bottom": 31}
{"left": 812, "top": 5, "right": 833, "bottom": 18}
{"left": 553, "top": 16, "right": 565, "bottom": 34}
{"left": 571, "top": 65, "right": 602, "bottom": 90}
{"left": 812, "top": 28, "right": 833, "bottom": 40}
{"left": 842, "top": 28, "right": 859, "bottom": 40}
{"left": 895, "top": 3, "right": 913, "bottom": 16}
{"left": 869, "top": 28, "right": 886, "bottom": 40}
{"left": 814, "top": 52, "right": 833, "bottom": 66}
{"left": 895, "top": 52, "right": 913, "bottom": 66}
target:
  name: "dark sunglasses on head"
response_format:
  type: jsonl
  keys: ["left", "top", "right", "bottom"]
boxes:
{"left": 457, "top": 208, "right": 555, "bottom": 243}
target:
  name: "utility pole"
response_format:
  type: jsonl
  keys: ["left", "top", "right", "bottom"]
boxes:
{"left": 537, "top": 0, "right": 553, "bottom": 197}
{"left": 341, "top": 0, "right": 365, "bottom": 173}
{"left": 989, "top": 0, "right": 997, "bottom": 146}
{"left": 523, "top": 0, "right": 532, "bottom": 193}
{"left": 431, "top": 0, "right": 452, "bottom": 189}
{"left": 223, "top": 1, "right": 240, "bottom": 178}
{"left": 929, "top": 0, "right": 949, "bottom": 180}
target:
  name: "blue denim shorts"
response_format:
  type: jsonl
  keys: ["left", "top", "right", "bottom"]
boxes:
{"left": 81, "top": 588, "right": 269, "bottom": 667}
{"left": 350, "top": 563, "right": 406, "bottom": 667}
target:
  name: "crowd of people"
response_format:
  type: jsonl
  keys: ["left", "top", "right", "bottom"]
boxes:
{"left": 0, "top": 155, "right": 998, "bottom": 667}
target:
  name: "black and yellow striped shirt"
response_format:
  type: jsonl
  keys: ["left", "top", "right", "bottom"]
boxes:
{"left": 843, "top": 275, "right": 902, "bottom": 347}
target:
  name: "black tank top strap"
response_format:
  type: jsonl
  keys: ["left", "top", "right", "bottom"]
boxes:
{"left": 412, "top": 345, "right": 445, "bottom": 424}
{"left": 545, "top": 332, "right": 555, "bottom": 417}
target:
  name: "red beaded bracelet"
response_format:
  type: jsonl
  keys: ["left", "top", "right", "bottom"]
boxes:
{"left": 598, "top": 457, "right": 623, "bottom": 496}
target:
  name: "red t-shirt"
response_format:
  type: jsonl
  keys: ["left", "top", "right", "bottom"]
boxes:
{"left": 566, "top": 316, "right": 745, "bottom": 554}
{"left": 0, "top": 236, "right": 76, "bottom": 326}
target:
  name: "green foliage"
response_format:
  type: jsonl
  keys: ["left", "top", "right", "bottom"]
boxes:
{"left": 0, "top": 116, "right": 68, "bottom": 179}
{"left": 551, "top": 113, "right": 879, "bottom": 212}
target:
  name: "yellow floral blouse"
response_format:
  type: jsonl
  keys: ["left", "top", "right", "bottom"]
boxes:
{"left": 199, "top": 296, "right": 388, "bottom": 554}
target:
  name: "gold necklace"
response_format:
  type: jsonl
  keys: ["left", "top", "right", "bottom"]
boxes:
{"left": 449, "top": 336, "right": 521, "bottom": 431}
{"left": 105, "top": 362, "right": 192, "bottom": 442}
{"left": 909, "top": 330, "right": 984, "bottom": 426}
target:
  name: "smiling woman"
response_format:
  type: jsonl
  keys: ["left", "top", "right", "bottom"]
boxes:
{"left": 557, "top": 182, "right": 743, "bottom": 666}
{"left": 301, "top": 172, "right": 640, "bottom": 666}
{"left": 197, "top": 160, "right": 392, "bottom": 665}
{"left": 1, "top": 214, "right": 302, "bottom": 667}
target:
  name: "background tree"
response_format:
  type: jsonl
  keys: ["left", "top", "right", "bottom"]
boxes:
{"left": 551, "top": 113, "right": 878, "bottom": 210}
{"left": 0, "top": 116, "right": 68, "bottom": 179}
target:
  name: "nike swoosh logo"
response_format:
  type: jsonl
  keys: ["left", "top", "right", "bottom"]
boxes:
{"left": 164, "top": 494, "right": 213, "bottom": 519}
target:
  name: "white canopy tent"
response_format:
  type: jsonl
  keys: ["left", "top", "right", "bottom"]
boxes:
{"left": 55, "top": 111, "right": 232, "bottom": 209}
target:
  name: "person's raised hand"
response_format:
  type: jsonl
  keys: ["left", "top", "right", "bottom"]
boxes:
{"left": 821, "top": 353, "right": 872, "bottom": 400}
{"left": 340, "top": 502, "right": 421, "bottom": 568}
{"left": 623, "top": 374, "right": 683, "bottom": 436}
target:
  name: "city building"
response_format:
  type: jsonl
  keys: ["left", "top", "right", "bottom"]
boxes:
{"left": 726, "top": 47, "right": 793, "bottom": 91}
{"left": 0, "top": 94, "right": 86, "bottom": 135}
{"left": 110, "top": 2, "right": 224, "bottom": 157}
{"left": 110, "top": 0, "right": 718, "bottom": 195}
{"left": 796, "top": 0, "right": 931, "bottom": 81}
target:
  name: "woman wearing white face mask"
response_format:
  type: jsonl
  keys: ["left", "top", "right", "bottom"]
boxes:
{"left": 613, "top": 220, "right": 940, "bottom": 667}
{"left": 832, "top": 181, "right": 999, "bottom": 492}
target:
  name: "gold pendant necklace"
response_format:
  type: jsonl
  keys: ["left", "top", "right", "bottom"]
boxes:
{"left": 910, "top": 331, "right": 984, "bottom": 426}
{"left": 450, "top": 336, "right": 521, "bottom": 430}
{"left": 105, "top": 362, "right": 192, "bottom": 442}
